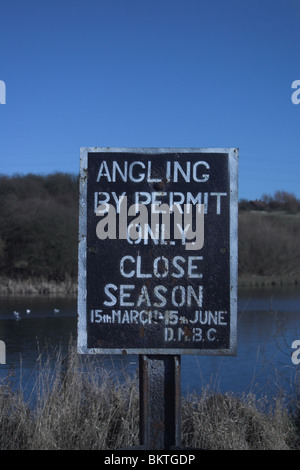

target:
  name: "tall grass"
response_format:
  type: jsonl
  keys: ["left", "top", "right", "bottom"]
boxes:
{"left": 182, "top": 390, "right": 298, "bottom": 450}
{"left": 0, "top": 342, "right": 299, "bottom": 450}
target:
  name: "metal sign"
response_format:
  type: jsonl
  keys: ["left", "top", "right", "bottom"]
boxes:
{"left": 78, "top": 148, "right": 238, "bottom": 355}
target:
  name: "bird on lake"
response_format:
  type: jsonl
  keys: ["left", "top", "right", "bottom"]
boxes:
{"left": 26, "top": 309, "right": 31, "bottom": 314}
{"left": 53, "top": 308, "right": 60, "bottom": 313}
{"left": 13, "top": 311, "right": 21, "bottom": 321}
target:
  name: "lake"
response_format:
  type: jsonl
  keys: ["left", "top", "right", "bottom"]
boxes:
{"left": 0, "top": 286, "right": 299, "bottom": 402}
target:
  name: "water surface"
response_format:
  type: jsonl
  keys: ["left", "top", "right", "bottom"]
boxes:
{"left": 0, "top": 286, "right": 299, "bottom": 401}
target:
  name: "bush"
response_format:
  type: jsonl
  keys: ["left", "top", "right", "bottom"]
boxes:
{"left": 238, "top": 212, "right": 300, "bottom": 276}
{"left": 0, "top": 173, "right": 78, "bottom": 281}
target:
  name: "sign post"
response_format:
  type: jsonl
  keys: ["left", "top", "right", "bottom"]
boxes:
{"left": 139, "top": 354, "right": 181, "bottom": 449}
{"left": 78, "top": 147, "right": 238, "bottom": 449}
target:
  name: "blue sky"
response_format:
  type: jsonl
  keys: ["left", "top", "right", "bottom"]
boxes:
{"left": 0, "top": 0, "right": 299, "bottom": 200}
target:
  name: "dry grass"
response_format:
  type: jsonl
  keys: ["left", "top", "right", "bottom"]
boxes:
{"left": 0, "top": 276, "right": 77, "bottom": 296}
{"left": 0, "top": 342, "right": 299, "bottom": 450}
{"left": 182, "top": 390, "right": 298, "bottom": 450}
{"left": 0, "top": 345, "right": 139, "bottom": 450}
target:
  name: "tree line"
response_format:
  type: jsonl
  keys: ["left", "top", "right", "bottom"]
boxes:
{"left": 239, "top": 190, "right": 300, "bottom": 213}
{"left": 0, "top": 173, "right": 299, "bottom": 282}
{"left": 0, "top": 173, "right": 79, "bottom": 281}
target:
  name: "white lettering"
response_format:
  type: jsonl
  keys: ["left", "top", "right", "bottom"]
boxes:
{"left": 102, "top": 283, "right": 203, "bottom": 308}
{"left": 96, "top": 161, "right": 111, "bottom": 182}
{"left": 103, "top": 284, "right": 118, "bottom": 306}
{"left": 95, "top": 160, "right": 211, "bottom": 183}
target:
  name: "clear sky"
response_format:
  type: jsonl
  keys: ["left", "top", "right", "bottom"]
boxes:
{"left": 0, "top": 0, "right": 299, "bottom": 200}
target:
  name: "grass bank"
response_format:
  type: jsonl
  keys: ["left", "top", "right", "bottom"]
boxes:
{"left": 0, "top": 272, "right": 298, "bottom": 296}
{"left": 0, "top": 276, "right": 78, "bottom": 296}
{"left": 0, "top": 343, "right": 299, "bottom": 450}
{"left": 238, "top": 273, "right": 299, "bottom": 288}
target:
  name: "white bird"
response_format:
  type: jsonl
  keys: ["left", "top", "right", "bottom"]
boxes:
{"left": 53, "top": 308, "right": 60, "bottom": 313}
{"left": 13, "top": 311, "right": 21, "bottom": 320}
{"left": 26, "top": 309, "right": 31, "bottom": 314}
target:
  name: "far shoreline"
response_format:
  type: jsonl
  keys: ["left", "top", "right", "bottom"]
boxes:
{"left": 0, "top": 274, "right": 299, "bottom": 296}
{"left": 238, "top": 273, "right": 299, "bottom": 289}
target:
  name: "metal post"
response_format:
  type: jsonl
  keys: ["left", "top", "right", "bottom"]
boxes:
{"left": 139, "top": 354, "right": 181, "bottom": 450}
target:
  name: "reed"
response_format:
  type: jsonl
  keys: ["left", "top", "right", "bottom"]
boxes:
{"left": 0, "top": 341, "right": 299, "bottom": 450}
